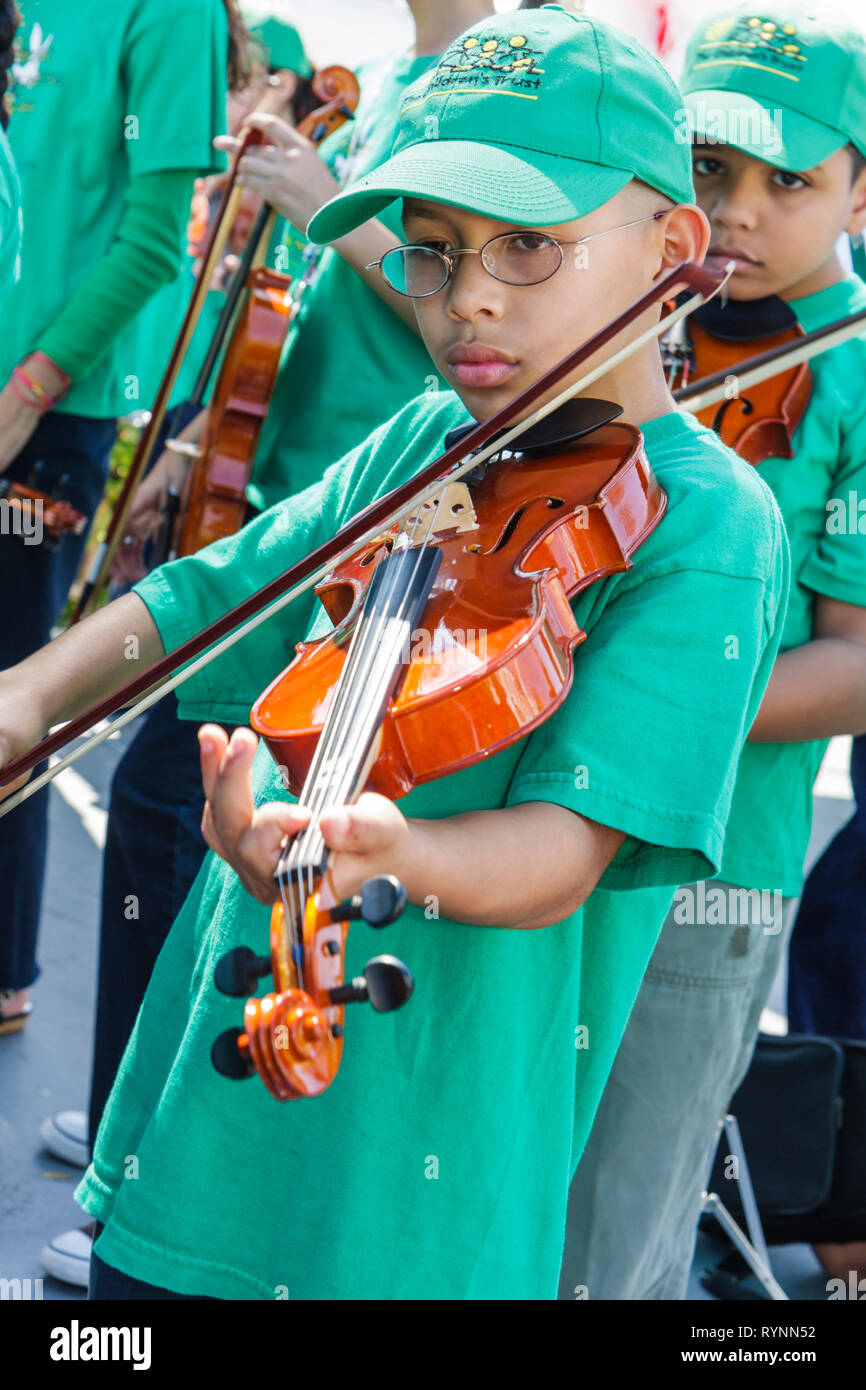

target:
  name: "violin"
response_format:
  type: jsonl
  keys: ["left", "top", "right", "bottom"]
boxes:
{"left": 168, "top": 65, "right": 360, "bottom": 560}
{"left": 209, "top": 399, "right": 666, "bottom": 1099}
{"left": 0, "top": 261, "right": 727, "bottom": 1097}
{"left": 662, "top": 293, "right": 812, "bottom": 465}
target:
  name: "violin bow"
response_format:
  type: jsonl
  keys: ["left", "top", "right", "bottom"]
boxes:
{"left": 675, "top": 303, "right": 866, "bottom": 413}
{"left": 0, "top": 259, "right": 729, "bottom": 815}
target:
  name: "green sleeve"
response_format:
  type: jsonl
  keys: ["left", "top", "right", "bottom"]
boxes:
{"left": 132, "top": 440, "right": 373, "bottom": 726}
{"left": 35, "top": 168, "right": 195, "bottom": 383}
{"left": 507, "top": 547, "right": 789, "bottom": 890}
{"left": 799, "top": 407, "right": 866, "bottom": 608}
{"left": 122, "top": 0, "right": 228, "bottom": 178}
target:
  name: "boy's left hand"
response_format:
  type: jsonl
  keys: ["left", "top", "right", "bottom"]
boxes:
{"left": 198, "top": 724, "right": 414, "bottom": 906}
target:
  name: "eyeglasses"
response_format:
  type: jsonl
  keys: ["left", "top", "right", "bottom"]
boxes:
{"left": 366, "top": 212, "right": 666, "bottom": 299}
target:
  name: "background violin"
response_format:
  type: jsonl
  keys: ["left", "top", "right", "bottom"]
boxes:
{"left": 663, "top": 293, "right": 812, "bottom": 465}
{"left": 0, "top": 469, "right": 86, "bottom": 548}
{"left": 166, "top": 64, "right": 360, "bottom": 560}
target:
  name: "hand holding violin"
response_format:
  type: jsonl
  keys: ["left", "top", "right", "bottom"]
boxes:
{"left": 198, "top": 724, "right": 415, "bottom": 906}
{"left": 213, "top": 112, "right": 341, "bottom": 232}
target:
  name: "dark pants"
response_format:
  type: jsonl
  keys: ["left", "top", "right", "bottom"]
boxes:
{"left": 87, "top": 692, "right": 212, "bottom": 1145}
{"left": 0, "top": 411, "right": 116, "bottom": 990}
{"left": 88, "top": 1224, "right": 214, "bottom": 1299}
{"left": 787, "top": 734, "right": 866, "bottom": 1039}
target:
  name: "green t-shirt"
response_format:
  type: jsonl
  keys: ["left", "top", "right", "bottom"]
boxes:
{"left": 719, "top": 275, "right": 866, "bottom": 896}
{"left": 1, "top": 0, "right": 226, "bottom": 417}
{"left": 0, "top": 125, "right": 21, "bottom": 299}
{"left": 76, "top": 396, "right": 787, "bottom": 1300}
{"left": 246, "top": 51, "right": 441, "bottom": 512}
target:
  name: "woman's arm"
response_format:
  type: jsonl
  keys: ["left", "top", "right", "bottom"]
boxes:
{"left": 0, "top": 167, "right": 197, "bottom": 470}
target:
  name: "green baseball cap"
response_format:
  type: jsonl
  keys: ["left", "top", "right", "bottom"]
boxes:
{"left": 306, "top": 5, "right": 694, "bottom": 245}
{"left": 245, "top": 13, "right": 312, "bottom": 78}
{"left": 680, "top": 5, "right": 866, "bottom": 170}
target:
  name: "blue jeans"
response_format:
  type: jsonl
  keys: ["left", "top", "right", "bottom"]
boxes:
{"left": 87, "top": 693, "right": 215, "bottom": 1146}
{"left": 787, "top": 734, "right": 866, "bottom": 1039}
{"left": 0, "top": 411, "right": 116, "bottom": 990}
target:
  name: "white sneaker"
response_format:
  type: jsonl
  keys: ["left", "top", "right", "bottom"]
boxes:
{"left": 39, "top": 1109, "right": 89, "bottom": 1168}
{"left": 39, "top": 1223, "right": 94, "bottom": 1288}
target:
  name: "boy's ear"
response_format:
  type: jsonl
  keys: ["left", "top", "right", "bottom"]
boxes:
{"left": 653, "top": 203, "right": 711, "bottom": 276}
{"left": 846, "top": 167, "right": 866, "bottom": 238}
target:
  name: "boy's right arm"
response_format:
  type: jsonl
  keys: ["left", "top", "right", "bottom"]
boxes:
{"left": 0, "top": 593, "right": 163, "bottom": 776}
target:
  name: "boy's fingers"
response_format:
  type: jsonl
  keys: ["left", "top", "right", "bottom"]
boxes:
{"left": 198, "top": 723, "right": 230, "bottom": 804}
{"left": 204, "top": 727, "right": 259, "bottom": 848}
{"left": 318, "top": 796, "right": 396, "bottom": 855}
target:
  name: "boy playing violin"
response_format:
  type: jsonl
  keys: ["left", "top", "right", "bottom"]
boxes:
{"left": 0, "top": 7, "right": 788, "bottom": 1299}
{"left": 566, "top": 2, "right": 866, "bottom": 1300}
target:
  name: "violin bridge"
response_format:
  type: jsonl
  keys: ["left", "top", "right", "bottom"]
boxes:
{"left": 400, "top": 482, "right": 478, "bottom": 542}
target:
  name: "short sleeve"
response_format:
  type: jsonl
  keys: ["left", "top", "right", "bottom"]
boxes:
{"left": 799, "top": 407, "right": 866, "bottom": 608}
{"left": 122, "top": 0, "right": 227, "bottom": 178}
{"left": 133, "top": 450, "right": 362, "bottom": 724}
{"left": 507, "top": 544, "right": 788, "bottom": 889}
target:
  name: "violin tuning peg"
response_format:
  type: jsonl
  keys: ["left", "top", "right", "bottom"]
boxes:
{"left": 211, "top": 1027, "right": 255, "bottom": 1080}
{"left": 364, "top": 955, "right": 414, "bottom": 1012}
{"left": 321, "top": 875, "right": 407, "bottom": 929}
{"left": 360, "top": 875, "right": 407, "bottom": 928}
{"left": 328, "top": 955, "right": 414, "bottom": 1014}
{"left": 214, "top": 945, "right": 271, "bottom": 998}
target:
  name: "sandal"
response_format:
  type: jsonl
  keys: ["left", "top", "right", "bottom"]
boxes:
{"left": 0, "top": 988, "right": 33, "bottom": 1035}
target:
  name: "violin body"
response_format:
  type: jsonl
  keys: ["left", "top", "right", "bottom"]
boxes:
{"left": 173, "top": 266, "right": 292, "bottom": 556}
{"left": 251, "top": 421, "right": 665, "bottom": 799}
{"left": 664, "top": 297, "right": 812, "bottom": 466}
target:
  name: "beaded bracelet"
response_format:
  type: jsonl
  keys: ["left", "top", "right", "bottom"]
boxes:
{"left": 11, "top": 354, "right": 71, "bottom": 413}
{"left": 12, "top": 365, "right": 58, "bottom": 412}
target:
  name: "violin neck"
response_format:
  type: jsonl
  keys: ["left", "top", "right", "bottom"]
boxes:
{"left": 277, "top": 544, "right": 442, "bottom": 882}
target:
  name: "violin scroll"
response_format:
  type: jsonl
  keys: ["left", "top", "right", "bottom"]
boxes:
{"left": 210, "top": 874, "right": 412, "bottom": 1099}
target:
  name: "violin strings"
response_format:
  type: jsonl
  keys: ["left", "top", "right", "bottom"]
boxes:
{"left": 282, "top": 478, "right": 440, "bottom": 872}
{"left": 276, "top": 484, "right": 450, "bottom": 980}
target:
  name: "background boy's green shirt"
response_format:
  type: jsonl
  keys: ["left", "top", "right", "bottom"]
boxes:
{"left": 247, "top": 52, "right": 441, "bottom": 511}
{"left": 75, "top": 395, "right": 787, "bottom": 1299}
{"left": 1, "top": 0, "right": 226, "bottom": 417}
{"left": 0, "top": 126, "right": 21, "bottom": 300}
{"left": 719, "top": 275, "right": 866, "bottom": 896}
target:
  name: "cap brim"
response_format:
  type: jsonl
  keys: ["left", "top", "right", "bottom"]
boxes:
{"left": 306, "top": 140, "right": 633, "bottom": 244}
{"left": 684, "top": 89, "right": 846, "bottom": 170}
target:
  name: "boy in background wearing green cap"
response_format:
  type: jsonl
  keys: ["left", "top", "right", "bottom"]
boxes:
{"left": 564, "top": 2, "right": 866, "bottom": 1301}
{"left": 0, "top": 8, "right": 788, "bottom": 1299}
